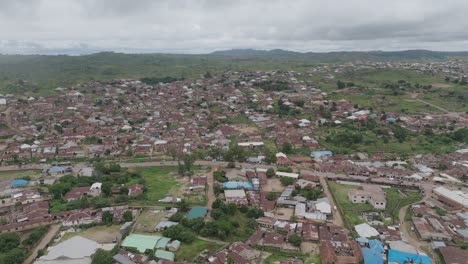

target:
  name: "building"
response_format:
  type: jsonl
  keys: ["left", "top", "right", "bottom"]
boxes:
{"left": 433, "top": 186, "right": 468, "bottom": 211}
{"left": 224, "top": 189, "right": 248, "bottom": 206}
{"left": 187, "top": 206, "right": 208, "bottom": 220}
{"left": 348, "top": 184, "right": 386, "bottom": 210}
{"left": 36, "top": 236, "right": 115, "bottom": 264}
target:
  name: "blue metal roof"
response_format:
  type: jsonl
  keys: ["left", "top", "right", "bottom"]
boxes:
{"left": 222, "top": 181, "right": 253, "bottom": 190}
{"left": 311, "top": 150, "right": 333, "bottom": 158}
{"left": 10, "top": 179, "right": 28, "bottom": 187}
{"left": 358, "top": 239, "right": 384, "bottom": 264}
{"left": 388, "top": 249, "right": 431, "bottom": 264}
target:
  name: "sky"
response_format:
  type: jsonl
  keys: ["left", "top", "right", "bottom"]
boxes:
{"left": 1, "top": 0, "right": 468, "bottom": 54}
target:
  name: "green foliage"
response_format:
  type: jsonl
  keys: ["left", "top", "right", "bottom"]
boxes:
{"left": 177, "top": 199, "right": 190, "bottom": 212}
{"left": 213, "top": 169, "right": 227, "bottom": 183}
{"left": 280, "top": 177, "right": 294, "bottom": 186}
{"left": 91, "top": 249, "right": 113, "bottom": 264}
{"left": 281, "top": 142, "right": 293, "bottom": 154}
{"left": 253, "top": 80, "right": 289, "bottom": 91}
{"left": 266, "top": 168, "right": 275, "bottom": 178}
{"left": 22, "top": 226, "right": 49, "bottom": 246}
{"left": 0, "top": 248, "right": 25, "bottom": 264}
{"left": 122, "top": 211, "right": 133, "bottom": 222}
{"left": 266, "top": 192, "right": 277, "bottom": 201}
{"left": 162, "top": 225, "right": 196, "bottom": 243}
{"left": 140, "top": 76, "right": 182, "bottom": 85}
{"left": 102, "top": 211, "right": 114, "bottom": 225}
{"left": 288, "top": 234, "right": 302, "bottom": 247}
{"left": 0, "top": 233, "right": 20, "bottom": 253}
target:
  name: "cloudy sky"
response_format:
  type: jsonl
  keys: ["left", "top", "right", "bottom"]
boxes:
{"left": 1, "top": 0, "right": 468, "bottom": 54}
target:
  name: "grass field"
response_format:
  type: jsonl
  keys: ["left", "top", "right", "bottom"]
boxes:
{"left": 56, "top": 225, "right": 121, "bottom": 244}
{"left": 0, "top": 170, "right": 41, "bottom": 178}
{"left": 132, "top": 166, "right": 180, "bottom": 205}
{"left": 177, "top": 238, "right": 225, "bottom": 262}
{"left": 263, "top": 251, "right": 320, "bottom": 264}
{"left": 384, "top": 188, "right": 422, "bottom": 223}
{"left": 327, "top": 181, "right": 372, "bottom": 227}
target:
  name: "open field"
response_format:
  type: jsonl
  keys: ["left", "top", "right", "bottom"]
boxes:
{"left": 134, "top": 209, "right": 166, "bottom": 234}
{"left": 177, "top": 238, "right": 225, "bottom": 262}
{"left": 384, "top": 188, "right": 423, "bottom": 223}
{"left": 56, "top": 225, "right": 121, "bottom": 244}
{"left": 327, "top": 181, "right": 373, "bottom": 227}
{"left": 263, "top": 178, "right": 285, "bottom": 192}
{"left": 131, "top": 166, "right": 180, "bottom": 205}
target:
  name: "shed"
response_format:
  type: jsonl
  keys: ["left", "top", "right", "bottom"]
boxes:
{"left": 187, "top": 206, "right": 208, "bottom": 220}
{"left": 10, "top": 179, "right": 28, "bottom": 187}
{"left": 154, "top": 250, "right": 175, "bottom": 261}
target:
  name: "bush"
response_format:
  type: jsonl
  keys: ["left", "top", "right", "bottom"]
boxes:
{"left": 162, "top": 225, "right": 195, "bottom": 243}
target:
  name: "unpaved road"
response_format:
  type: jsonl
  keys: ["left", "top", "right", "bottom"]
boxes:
{"left": 24, "top": 224, "right": 61, "bottom": 264}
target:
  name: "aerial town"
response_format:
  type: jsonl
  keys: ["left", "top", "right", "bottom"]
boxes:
{"left": 0, "top": 57, "right": 467, "bottom": 264}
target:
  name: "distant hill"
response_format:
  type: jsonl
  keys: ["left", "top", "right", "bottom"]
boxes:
{"left": 210, "top": 48, "right": 468, "bottom": 61}
{"left": 1, "top": 49, "right": 468, "bottom": 94}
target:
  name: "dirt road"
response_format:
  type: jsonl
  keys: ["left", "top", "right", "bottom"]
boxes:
{"left": 321, "top": 177, "right": 343, "bottom": 226}
{"left": 24, "top": 224, "right": 61, "bottom": 264}
{"left": 207, "top": 166, "right": 216, "bottom": 210}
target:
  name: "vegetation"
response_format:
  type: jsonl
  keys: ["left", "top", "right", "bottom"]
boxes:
{"left": 91, "top": 249, "right": 113, "bottom": 264}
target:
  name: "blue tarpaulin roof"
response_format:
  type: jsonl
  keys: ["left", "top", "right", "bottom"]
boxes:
{"left": 223, "top": 181, "right": 253, "bottom": 190}
{"left": 388, "top": 249, "right": 431, "bottom": 264}
{"left": 10, "top": 179, "right": 28, "bottom": 187}
{"left": 359, "top": 239, "right": 384, "bottom": 264}
{"left": 311, "top": 150, "right": 333, "bottom": 158}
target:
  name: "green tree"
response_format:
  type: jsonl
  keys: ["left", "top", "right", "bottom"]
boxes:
{"left": 177, "top": 199, "right": 190, "bottom": 212}
{"left": 337, "top": 80, "right": 346, "bottom": 89}
{"left": 1, "top": 248, "right": 25, "bottom": 264}
{"left": 0, "top": 232, "right": 20, "bottom": 253}
{"left": 288, "top": 234, "right": 302, "bottom": 247}
{"left": 280, "top": 177, "right": 294, "bottom": 186}
{"left": 266, "top": 168, "right": 275, "bottom": 178}
{"left": 122, "top": 211, "right": 133, "bottom": 222}
{"left": 101, "top": 182, "right": 112, "bottom": 197}
{"left": 102, "top": 211, "right": 113, "bottom": 225}
{"left": 91, "top": 249, "right": 113, "bottom": 264}
{"left": 281, "top": 142, "right": 293, "bottom": 154}
{"left": 266, "top": 192, "right": 277, "bottom": 201}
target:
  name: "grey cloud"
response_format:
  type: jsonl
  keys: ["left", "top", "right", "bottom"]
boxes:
{"left": 1, "top": 0, "right": 468, "bottom": 54}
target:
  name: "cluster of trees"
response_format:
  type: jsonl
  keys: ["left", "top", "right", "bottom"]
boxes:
{"left": 336, "top": 80, "right": 355, "bottom": 89}
{"left": 276, "top": 98, "right": 300, "bottom": 117}
{"left": 253, "top": 80, "right": 290, "bottom": 91}
{"left": 22, "top": 226, "right": 49, "bottom": 246}
{"left": 325, "top": 131, "right": 364, "bottom": 148}
{"left": 0, "top": 232, "right": 26, "bottom": 264}
{"left": 177, "top": 154, "right": 195, "bottom": 175}
{"left": 292, "top": 186, "right": 323, "bottom": 200}
{"left": 140, "top": 76, "right": 182, "bottom": 85}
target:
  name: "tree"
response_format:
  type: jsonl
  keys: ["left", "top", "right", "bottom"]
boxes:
{"left": 281, "top": 142, "right": 293, "bottom": 154}
{"left": 288, "top": 234, "right": 302, "bottom": 247}
{"left": 266, "top": 192, "right": 277, "bottom": 201}
{"left": 101, "top": 182, "right": 112, "bottom": 197}
{"left": 0, "top": 232, "right": 20, "bottom": 253}
{"left": 91, "top": 249, "right": 113, "bottom": 264}
{"left": 280, "top": 177, "right": 294, "bottom": 186}
{"left": 337, "top": 80, "right": 346, "bottom": 89}
{"left": 1, "top": 248, "right": 25, "bottom": 264}
{"left": 122, "top": 211, "right": 133, "bottom": 222}
{"left": 162, "top": 225, "right": 195, "bottom": 243}
{"left": 102, "top": 211, "right": 113, "bottom": 225}
{"left": 177, "top": 199, "right": 190, "bottom": 212}
{"left": 227, "top": 203, "right": 237, "bottom": 215}
{"left": 266, "top": 168, "right": 275, "bottom": 178}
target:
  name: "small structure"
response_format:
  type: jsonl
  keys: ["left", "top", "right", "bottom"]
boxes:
{"left": 354, "top": 223, "right": 379, "bottom": 238}
{"left": 387, "top": 249, "right": 431, "bottom": 264}
{"left": 154, "top": 250, "right": 175, "bottom": 262}
{"left": 311, "top": 150, "right": 333, "bottom": 159}
{"left": 187, "top": 206, "right": 208, "bottom": 220}
{"left": 10, "top": 179, "right": 28, "bottom": 188}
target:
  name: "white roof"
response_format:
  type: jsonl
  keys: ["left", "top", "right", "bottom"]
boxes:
{"left": 90, "top": 182, "right": 102, "bottom": 190}
{"left": 276, "top": 172, "right": 299, "bottom": 179}
{"left": 275, "top": 152, "right": 287, "bottom": 158}
{"left": 238, "top": 142, "right": 264, "bottom": 147}
{"left": 354, "top": 223, "right": 379, "bottom": 238}
{"left": 315, "top": 201, "right": 332, "bottom": 214}
{"left": 40, "top": 236, "right": 114, "bottom": 261}
{"left": 224, "top": 189, "right": 246, "bottom": 198}
{"left": 434, "top": 186, "right": 468, "bottom": 208}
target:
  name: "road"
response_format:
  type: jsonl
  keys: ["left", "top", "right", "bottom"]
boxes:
{"left": 24, "top": 224, "right": 61, "bottom": 264}
{"left": 206, "top": 166, "right": 216, "bottom": 210}
{"left": 408, "top": 93, "right": 467, "bottom": 121}
{"left": 320, "top": 177, "right": 343, "bottom": 226}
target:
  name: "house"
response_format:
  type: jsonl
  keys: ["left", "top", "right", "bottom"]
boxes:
{"left": 224, "top": 189, "right": 248, "bottom": 206}
{"left": 187, "top": 206, "right": 208, "bottom": 220}
{"left": 190, "top": 176, "right": 207, "bottom": 191}
{"left": 311, "top": 150, "right": 333, "bottom": 159}
{"left": 64, "top": 186, "right": 91, "bottom": 201}
{"left": 348, "top": 184, "right": 386, "bottom": 210}
{"left": 36, "top": 236, "right": 115, "bottom": 264}
{"left": 128, "top": 184, "right": 144, "bottom": 197}
{"left": 433, "top": 186, "right": 468, "bottom": 211}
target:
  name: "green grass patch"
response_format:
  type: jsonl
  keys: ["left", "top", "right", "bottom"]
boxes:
{"left": 384, "top": 188, "right": 423, "bottom": 223}
{"left": 132, "top": 166, "right": 180, "bottom": 205}
{"left": 177, "top": 239, "right": 224, "bottom": 262}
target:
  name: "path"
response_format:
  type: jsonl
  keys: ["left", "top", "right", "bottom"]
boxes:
{"left": 320, "top": 177, "right": 343, "bottom": 226}
{"left": 408, "top": 93, "right": 467, "bottom": 121}
{"left": 206, "top": 166, "right": 216, "bottom": 210}
{"left": 24, "top": 224, "right": 61, "bottom": 264}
